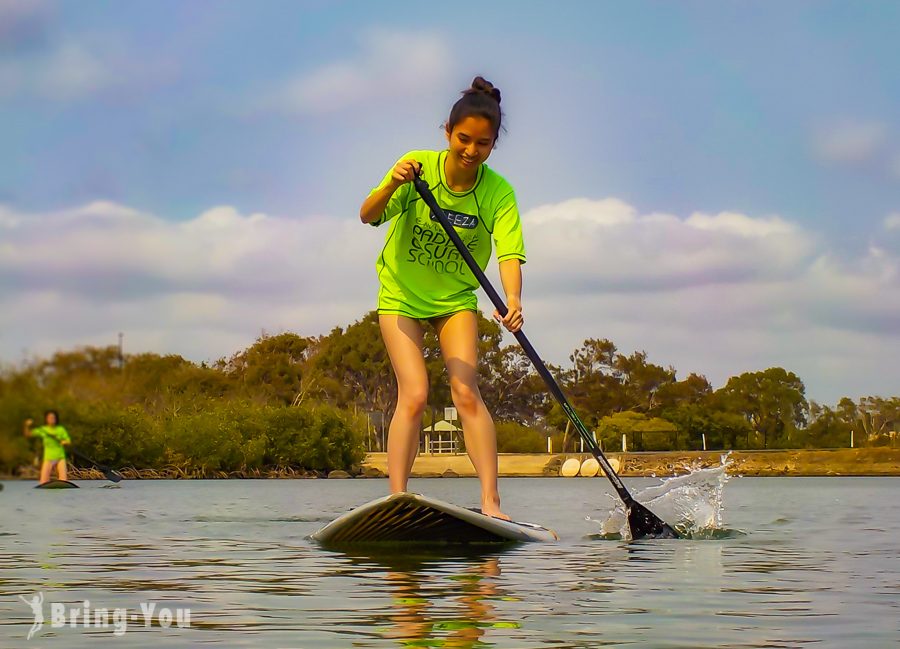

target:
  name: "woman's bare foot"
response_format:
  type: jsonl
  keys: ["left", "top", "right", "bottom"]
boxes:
{"left": 481, "top": 498, "right": 510, "bottom": 521}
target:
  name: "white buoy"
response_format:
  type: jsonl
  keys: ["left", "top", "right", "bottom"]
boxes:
{"left": 579, "top": 457, "right": 600, "bottom": 477}
{"left": 598, "top": 457, "right": 622, "bottom": 476}
{"left": 560, "top": 458, "right": 581, "bottom": 477}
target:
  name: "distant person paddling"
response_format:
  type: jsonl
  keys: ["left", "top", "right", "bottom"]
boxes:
{"left": 24, "top": 410, "right": 72, "bottom": 484}
{"left": 360, "top": 76, "right": 525, "bottom": 520}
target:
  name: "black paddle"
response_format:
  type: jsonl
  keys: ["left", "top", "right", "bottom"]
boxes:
{"left": 412, "top": 170, "right": 678, "bottom": 540}
{"left": 70, "top": 448, "right": 124, "bottom": 483}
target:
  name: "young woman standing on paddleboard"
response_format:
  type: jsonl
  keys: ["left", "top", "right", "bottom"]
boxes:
{"left": 23, "top": 410, "right": 71, "bottom": 484}
{"left": 360, "top": 76, "right": 525, "bottom": 520}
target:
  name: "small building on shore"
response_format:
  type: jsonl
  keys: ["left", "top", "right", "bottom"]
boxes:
{"left": 422, "top": 420, "right": 460, "bottom": 454}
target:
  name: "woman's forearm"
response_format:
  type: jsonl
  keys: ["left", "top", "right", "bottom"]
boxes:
{"left": 360, "top": 183, "right": 399, "bottom": 224}
{"left": 361, "top": 159, "right": 420, "bottom": 224}
{"left": 499, "top": 258, "right": 522, "bottom": 304}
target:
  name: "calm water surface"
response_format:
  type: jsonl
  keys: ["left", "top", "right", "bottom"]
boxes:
{"left": 1, "top": 477, "right": 898, "bottom": 648}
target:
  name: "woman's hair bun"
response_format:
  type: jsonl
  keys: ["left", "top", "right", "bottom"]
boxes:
{"left": 469, "top": 76, "right": 501, "bottom": 105}
{"left": 447, "top": 75, "right": 504, "bottom": 141}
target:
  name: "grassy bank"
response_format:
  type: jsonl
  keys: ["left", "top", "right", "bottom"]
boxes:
{"left": 614, "top": 448, "right": 900, "bottom": 477}
{"left": 4, "top": 448, "right": 898, "bottom": 480}
{"left": 362, "top": 448, "right": 900, "bottom": 478}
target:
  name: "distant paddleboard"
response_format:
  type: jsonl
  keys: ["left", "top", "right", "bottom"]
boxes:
{"left": 35, "top": 479, "right": 79, "bottom": 489}
{"left": 312, "top": 492, "right": 558, "bottom": 544}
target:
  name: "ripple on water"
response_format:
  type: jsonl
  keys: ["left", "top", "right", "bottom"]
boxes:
{"left": 188, "top": 514, "right": 333, "bottom": 523}
{"left": 2, "top": 477, "right": 899, "bottom": 647}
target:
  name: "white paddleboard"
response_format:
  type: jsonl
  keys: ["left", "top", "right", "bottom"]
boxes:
{"left": 312, "top": 492, "right": 558, "bottom": 544}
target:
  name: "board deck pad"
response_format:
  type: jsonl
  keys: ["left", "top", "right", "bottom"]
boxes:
{"left": 312, "top": 492, "right": 558, "bottom": 544}
{"left": 35, "top": 479, "right": 79, "bottom": 489}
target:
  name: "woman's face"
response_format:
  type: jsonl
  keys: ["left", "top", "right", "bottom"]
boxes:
{"left": 445, "top": 116, "right": 495, "bottom": 174}
{"left": 45, "top": 412, "right": 57, "bottom": 426}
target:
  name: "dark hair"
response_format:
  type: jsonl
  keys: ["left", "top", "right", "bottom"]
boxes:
{"left": 446, "top": 76, "right": 504, "bottom": 143}
{"left": 44, "top": 409, "right": 60, "bottom": 425}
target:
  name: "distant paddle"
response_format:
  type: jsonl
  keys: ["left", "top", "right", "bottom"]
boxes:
{"left": 412, "top": 170, "right": 678, "bottom": 540}
{"left": 70, "top": 448, "right": 124, "bottom": 483}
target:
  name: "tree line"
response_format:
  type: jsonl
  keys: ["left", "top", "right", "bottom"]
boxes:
{"left": 1, "top": 310, "right": 897, "bottom": 475}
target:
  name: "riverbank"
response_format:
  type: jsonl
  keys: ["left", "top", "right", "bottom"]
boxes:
{"left": 362, "top": 448, "right": 900, "bottom": 478}
{"left": 3, "top": 448, "right": 899, "bottom": 480}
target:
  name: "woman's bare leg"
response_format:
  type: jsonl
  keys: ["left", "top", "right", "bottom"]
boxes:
{"left": 434, "top": 311, "right": 508, "bottom": 520}
{"left": 380, "top": 314, "right": 429, "bottom": 494}
{"left": 57, "top": 459, "right": 67, "bottom": 481}
{"left": 39, "top": 460, "right": 52, "bottom": 484}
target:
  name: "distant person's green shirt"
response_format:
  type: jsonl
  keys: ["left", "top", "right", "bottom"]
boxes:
{"left": 32, "top": 426, "right": 70, "bottom": 461}
{"left": 369, "top": 149, "right": 526, "bottom": 319}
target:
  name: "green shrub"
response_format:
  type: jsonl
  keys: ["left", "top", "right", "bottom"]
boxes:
{"left": 165, "top": 403, "right": 266, "bottom": 472}
{"left": 265, "top": 404, "right": 364, "bottom": 471}
{"left": 60, "top": 400, "right": 163, "bottom": 467}
{"left": 496, "top": 421, "right": 546, "bottom": 453}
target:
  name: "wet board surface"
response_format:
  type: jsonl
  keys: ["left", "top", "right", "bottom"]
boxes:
{"left": 312, "top": 492, "right": 558, "bottom": 545}
{"left": 35, "top": 480, "right": 79, "bottom": 489}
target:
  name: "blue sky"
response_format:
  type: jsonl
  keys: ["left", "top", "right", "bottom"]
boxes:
{"left": 1, "top": 0, "right": 898, "bottom": 404}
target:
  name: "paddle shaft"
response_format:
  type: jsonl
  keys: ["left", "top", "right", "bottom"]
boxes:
{"left": 412, "top": 174, "right": 636, "bottom": 508}
{"left": 70, "top": 448, "right": 122, "bottom": 482}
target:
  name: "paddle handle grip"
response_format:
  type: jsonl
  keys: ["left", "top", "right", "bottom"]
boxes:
{"left": 411, "top": 173, "right": 634, "bottom": 504}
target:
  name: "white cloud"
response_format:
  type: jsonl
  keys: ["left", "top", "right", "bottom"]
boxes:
{"left": 812, "top": 121, "right": 888, "bottom": 165}
{"left": 262, "top": 28, "right": 455, "bottom": 115}
{"left": 0, "top": 4, "right": 140, "bottom": 100}
{"left": 35, "top": 41, "right": 112, "bottom": 99}
{"left": 1, "top": 197, "right": 898, "bottom": 404}
{"left": 0, "top": 39, "right": 113, "bottom": 100}
{"left": 0, "top": 201, "right": 374, "bottom": 302}
{"left": 0, "top": 31, "right": 178, "bottom": 101}
{"left": 0, "top": 200, "right": 379, "bottom": 367}
{"left": 0, "top": 205, "right": 20, "bottom": 228}
{"left": 684, "top": 211, "right": 796, "bottom": 238}
{"left": 519, "top": 200, "right": 816, "bottom": 293}
{"left": 886, "top": 213, "right": 900, "bottom": 231}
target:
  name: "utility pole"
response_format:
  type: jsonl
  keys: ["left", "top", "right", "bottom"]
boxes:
{"left": 117, "top": 332, "right": 124, "bottom": 370}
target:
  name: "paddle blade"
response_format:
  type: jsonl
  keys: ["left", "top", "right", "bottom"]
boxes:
{"left": 628, "top": 501, "right": 679, "bottom": 539}
{"left": 105, "top": 470, "right": 124, "bottom": 483}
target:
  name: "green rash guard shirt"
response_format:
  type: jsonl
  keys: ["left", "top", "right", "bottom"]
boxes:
{"left": 369, "top": 150, "right": 526, "bottom": 319}
{"left": 32, "top": 425, "right": 70, "bottom": 461}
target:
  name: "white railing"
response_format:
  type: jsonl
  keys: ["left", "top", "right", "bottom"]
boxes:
{"left": 423, "top": 435, "right": 459, "bottom": 454}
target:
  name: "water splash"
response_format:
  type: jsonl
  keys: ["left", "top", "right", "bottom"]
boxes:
{"left": 589, "top": 453, "right": 742, "bottom": 540}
